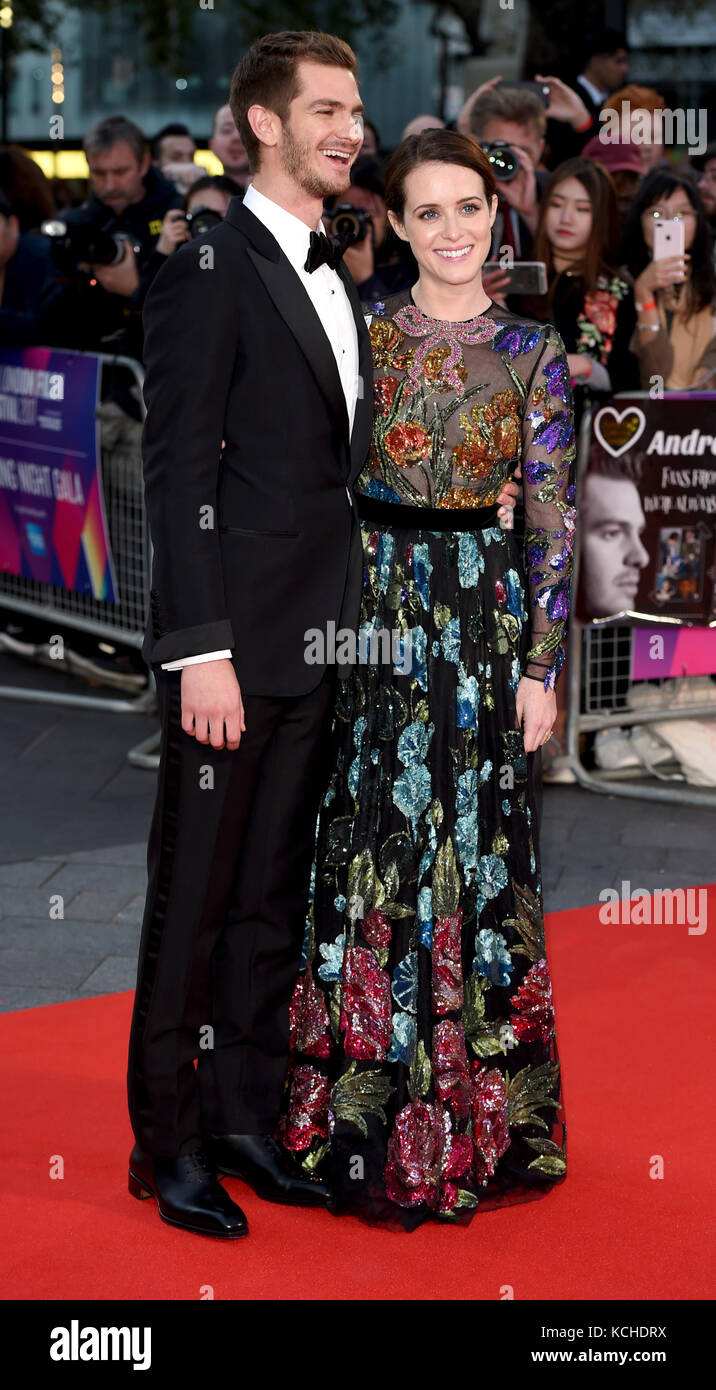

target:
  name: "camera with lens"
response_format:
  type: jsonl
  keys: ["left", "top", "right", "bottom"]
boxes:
{"left": 324, "top": 203, "right": 372, "bottom": 246}
{"left": 479, "top": 141, "right": 520, "bottom": 184}
{"left": 183, "top": 205, "right": 224, "bottom": 238}
{"left": 40, "top": 219, "right": 140, "bottom": 275}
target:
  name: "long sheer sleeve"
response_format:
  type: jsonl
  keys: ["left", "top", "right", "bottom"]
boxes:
{"left": 520, "top": 328, "right": 577, "bottom": 690}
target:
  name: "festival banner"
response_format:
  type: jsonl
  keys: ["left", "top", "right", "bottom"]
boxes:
{"left": 577, "top": 394, "right": 716, "bottom": 626}
{"left": 631, "top": 625, "right": 716, "bottom": 679}
{"left": 0, "top": 346, "right": 118, "bottom": 603}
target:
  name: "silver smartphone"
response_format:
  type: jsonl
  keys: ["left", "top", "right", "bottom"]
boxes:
{"left": 484, "top": 260, "right": 548, "bottom": 295}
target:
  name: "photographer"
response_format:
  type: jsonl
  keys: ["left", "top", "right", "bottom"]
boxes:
{"left": 152, "top": 174, "right": 244, "bottom": 261}
{"left": 43, "top": 114, "right": 182, "bottom": 361}
{"left": 324, "top": 154, "right": 415, "bottom": 298}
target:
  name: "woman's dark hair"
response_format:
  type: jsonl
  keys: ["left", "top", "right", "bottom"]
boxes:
{"left": 182, "top": 174, "right": 243, "bottom": 210}
{"left": 620, "top": 168, "right": 715, "bottom": 314}
{"left": 384, "top": 129, "right": 497, "bottom": 221}
{"left": 531, "top": 156, "right": 621, "bottom": 302}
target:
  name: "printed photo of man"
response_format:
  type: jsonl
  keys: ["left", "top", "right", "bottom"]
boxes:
{"left": 578, "top": 454, "right": 649, "bottom": 618}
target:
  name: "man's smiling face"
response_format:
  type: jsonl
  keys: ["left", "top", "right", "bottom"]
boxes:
{"left": 276, "top": 61, "right": 365, "bottom": 201}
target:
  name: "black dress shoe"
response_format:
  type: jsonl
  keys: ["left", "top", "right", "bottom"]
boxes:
{"left": 203, "top": 1132, "right": 333, "bottom": 1208}
{"left": 128, "top": 1143, "right": 249, "bottom": 1238}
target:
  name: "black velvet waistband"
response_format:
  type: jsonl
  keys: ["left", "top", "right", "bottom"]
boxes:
{"left": 355, "top": 491, "right": 500, "bottom": 532}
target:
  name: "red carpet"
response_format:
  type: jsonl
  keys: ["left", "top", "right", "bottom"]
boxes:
{"left": 2, "top": 888, "right": 714, "bottom": 1301}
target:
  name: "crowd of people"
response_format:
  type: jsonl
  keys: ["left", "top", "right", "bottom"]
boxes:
{"left": 0, "top": 25, "right": 714, "bottom": 777}
{"left": 0, "top": 25, "right": 714, "bottom": 400}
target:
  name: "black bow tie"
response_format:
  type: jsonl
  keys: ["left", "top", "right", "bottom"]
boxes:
{"left": 304, "top": 229, "right": 345, "bottom": 274}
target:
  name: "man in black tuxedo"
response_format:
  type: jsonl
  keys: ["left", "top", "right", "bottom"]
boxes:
{"left": 126, "top": 31, "right": 373, "bottom": 1238}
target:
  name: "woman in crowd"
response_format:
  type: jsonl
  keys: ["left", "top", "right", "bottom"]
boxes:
{"left": 621, "top": 168, "right": 716, "bottom": 391}
{"left": 523, "top": 156, "right": 639, "bottom": 425}
{"left": 275, "top": 130, "right": 576, "bottom": 1230}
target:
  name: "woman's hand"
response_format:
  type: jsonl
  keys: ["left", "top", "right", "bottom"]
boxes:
{"left": 496, "top": 463, "right": 521, "bottom": 530}
{"left": 516, "top": 676, "right": 556, "bottom": 753}
{"left": 634, "top": 254, "right": 689, "bottom": 298}
{"left": 482, "top": 262, "right": 511, "bottom": 307}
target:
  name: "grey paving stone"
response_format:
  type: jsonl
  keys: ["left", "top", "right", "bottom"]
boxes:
{"left": 59, "top": 889, "right": 141, "bottom": 922}
{"left": 0, "top": 948, "right": 104, "bottom": 989}
{"left": 620, "top": 814, "right": 716, "bottom": 851}
{"left": 40, "top": 862, "right": 147, "bottom": 897}
{"left": 76, "top": 956, "right": 138, "bottom": 993}
{"left": 0, "top": 985, "right": 75, "bottom": 1013}
{"left": 0, "top": 860, "right": 62, "bottom": 887}
{"left": 0, "top": 885, "right": 68, "bottom": 920}
{"left": 114, "top": 894, "right": 145, "bottom": 924}
{"left": 0, "top": 918, "right": 141, "bottom": 954}
{"left": 61, "top": 843, "right": 148, "bottom": 868}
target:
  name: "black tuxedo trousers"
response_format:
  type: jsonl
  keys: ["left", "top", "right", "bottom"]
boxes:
{"left": 127, "top": 197, "right": 373, "bottom": 1154}
{"left": 127, "top": 666, "right": 336, "bottom": 1154}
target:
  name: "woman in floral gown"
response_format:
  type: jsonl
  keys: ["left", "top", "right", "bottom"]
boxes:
{"left": 275, "top": 130, "right": 577, "bottom": 1230}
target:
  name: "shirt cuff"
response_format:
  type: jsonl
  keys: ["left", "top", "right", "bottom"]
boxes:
{"left": 160, "top": 649, "right": 232, "bottom": 671}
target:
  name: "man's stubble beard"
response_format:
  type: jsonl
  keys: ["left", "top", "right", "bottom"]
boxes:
{"left": 278, "top": 122, "right": 349, "bottom": 201}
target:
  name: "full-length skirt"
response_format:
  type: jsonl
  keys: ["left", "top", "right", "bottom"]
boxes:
{"left": 275, "top": 518, "right": 567, "bottom": 1231}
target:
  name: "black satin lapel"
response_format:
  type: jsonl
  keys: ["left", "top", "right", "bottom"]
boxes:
{"left": 336, "top": 261, "right": 374, "bottom": 478}
{"left": 247, "top": 245, "right": 348, "bottom": 436}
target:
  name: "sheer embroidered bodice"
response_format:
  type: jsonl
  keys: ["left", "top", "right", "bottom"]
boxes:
{"left": 356, "top": 289, "right": 577, "bottom": 688}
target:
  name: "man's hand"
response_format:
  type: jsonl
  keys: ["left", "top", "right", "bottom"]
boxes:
{"left": 156, "top": 208, "right": 191, "bottom": 257}
{"left": 534, "top": 74, "right": 591, "bottom": 130}
{"left": 88, "top": 238, "right": 140, "bottom": 296}
{"left": 181, "top": 658, "right": 246, "bottom": 751}
{"left": 516, "top": 675, "right": 556, "bottom": 753}
{"left": 497, "top": 465, "right": 520, "bottom": 530}
{"left": 457, "top": 74, "right": 502, "bottom": 134}
{"left": 499, "top": 148, "right": 538, "bottom": 234}
{"left": 162, "top": 162, "right": 206, "bottom": 194}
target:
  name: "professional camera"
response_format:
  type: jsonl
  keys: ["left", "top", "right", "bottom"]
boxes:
{"left": 324, "top": 202, "right": 372, "bottom": 245}
{"left": 183, "top": 205, "right": 224, "bottom": 238}
{"left": 479, "top": 141, "right": 520, "bottom": 183}
{"left": 40, "top": 219, "right": 140, "bottom": 274}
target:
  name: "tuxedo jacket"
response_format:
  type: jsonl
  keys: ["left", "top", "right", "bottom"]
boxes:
{"left": 140, "top": 196, "right": 374, "bottom": 696}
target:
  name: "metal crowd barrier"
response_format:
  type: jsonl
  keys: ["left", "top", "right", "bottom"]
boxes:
{"left": 0, "top": 352, "right": 157, "bottom": 747}
{"left": 565, "top": 397, "right": 716, "bottom": 807}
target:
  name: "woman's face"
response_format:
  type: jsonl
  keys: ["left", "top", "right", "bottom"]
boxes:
{"left": 543, "top": 176, "right": 594, "bottom": 257}
{"left": 640, "top": 186, "right": 698, "bottom": 252}
{"left": 388, "top": 160, "right": 497, "bottom": 289}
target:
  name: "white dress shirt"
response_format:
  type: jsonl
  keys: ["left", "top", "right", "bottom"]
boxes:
{"left": 161, "top": 182, "right": 361, "bottom": 672}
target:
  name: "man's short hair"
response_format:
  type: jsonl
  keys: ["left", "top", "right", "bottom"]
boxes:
{"left": 588, "top": 448, "right": 645, "bottom": 486}
{"left": 580, "top": 26, "right": 628, "bottom": 67}
{"left": 229, "top": 30, "right": 358, "bottom": 173}
{"left": 151, "top": 122, "right": 195, "bottom": 162}
{"left": 468, "top": 86, "right": 547, "bottom": 141}
{"left": 84, "top": 114, "right": 148, "bottom": 164}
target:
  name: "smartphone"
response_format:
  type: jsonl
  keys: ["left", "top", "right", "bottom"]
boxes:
{"left": 483, "top": 260, "right": 548, "bottom": 295}
{"left": 652, "top": 218, "right": 685, "bottom": 261}
{"left": 495, "top": 79, "right": 551, "bottom": 108}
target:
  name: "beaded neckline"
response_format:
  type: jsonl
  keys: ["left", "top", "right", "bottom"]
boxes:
{"left": 406, "top": 289, "right": 495, "bottom": 328}
{"left": 392, "top": 294, "right": 499, "bottom": 392}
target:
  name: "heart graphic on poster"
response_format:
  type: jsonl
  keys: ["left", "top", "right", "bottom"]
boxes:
{"left": 594, "top": 405, "right": 646, "bottom": 458}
